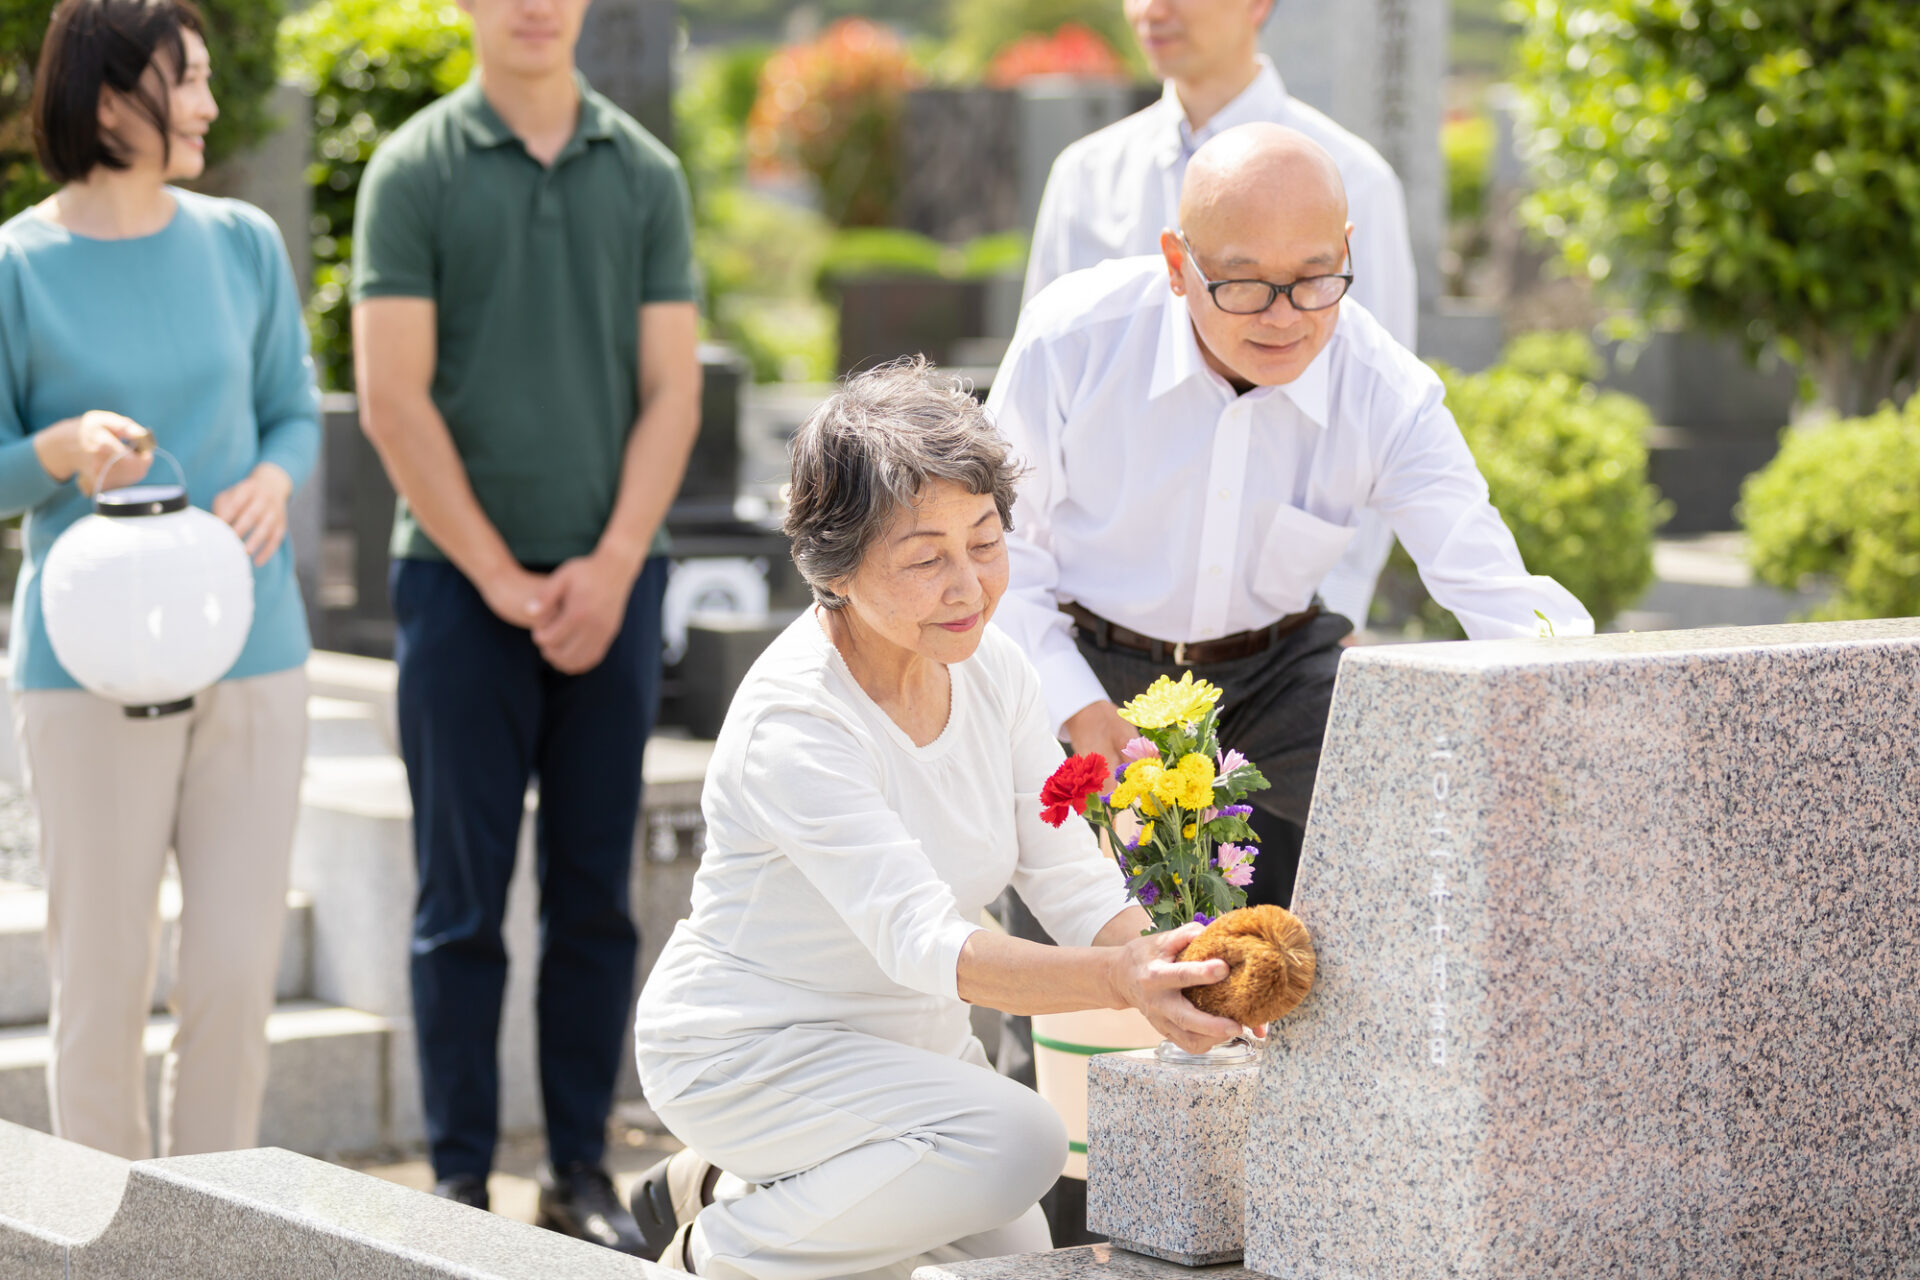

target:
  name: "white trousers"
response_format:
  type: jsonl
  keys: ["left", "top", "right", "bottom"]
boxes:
{"left": 651, "top": 1026, "right": 1064, "bottom": 1280}
{"left": 16, "top": 668, "right": 308, "bottom": 1159}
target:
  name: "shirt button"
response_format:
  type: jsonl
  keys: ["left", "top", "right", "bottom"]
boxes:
{"left": 1209, "top": 565, "right": 1223, "bottom": 577}
{"left": 1217, "top": 488, "right": 1232, "bottom": 500}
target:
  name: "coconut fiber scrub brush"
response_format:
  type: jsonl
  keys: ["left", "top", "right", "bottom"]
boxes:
{"left": 1178, "top": 904, "right": 1316, "bottom": 1026}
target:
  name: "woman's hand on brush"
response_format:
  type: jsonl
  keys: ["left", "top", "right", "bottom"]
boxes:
{"left": 1107, "top": 922, "right": 1245, "bottom": 1055}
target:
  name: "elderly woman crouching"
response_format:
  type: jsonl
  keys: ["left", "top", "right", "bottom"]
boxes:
{"left": 630, "top": 360, "right": 1242, "bottom": 1278}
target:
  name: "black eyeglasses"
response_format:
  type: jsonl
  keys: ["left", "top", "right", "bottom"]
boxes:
{"left": 1177, "top": 232, "right": 1354, "bottom": 315}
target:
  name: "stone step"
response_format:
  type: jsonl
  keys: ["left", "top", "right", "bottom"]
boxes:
{"left": 0, "top": 886, "right": 312, "bottom": 1029}
{"left": 0, "top": 1000, "right": 393, "bottom": 1159}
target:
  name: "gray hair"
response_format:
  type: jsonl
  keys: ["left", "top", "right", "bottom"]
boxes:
{"left": 785, "top": 357, "right": 1019, "bottom": 610}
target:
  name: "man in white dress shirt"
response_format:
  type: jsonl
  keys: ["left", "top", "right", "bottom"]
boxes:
{"left": 990, "top": 124, "right": 1593, "bottom": 909}
{"left": 1025, "top": 0, "right": 1419, "bottom": 631}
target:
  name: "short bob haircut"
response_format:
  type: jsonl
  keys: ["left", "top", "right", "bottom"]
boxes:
{"left": 32, "top": 0, "right": 205, "bottom": 184}
{"left": 786, "top": 357, "right": 1020, "bottom": 611}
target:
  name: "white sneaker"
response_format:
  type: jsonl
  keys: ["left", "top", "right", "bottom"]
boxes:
{"left": 658, "top": 1221, "right": 697, "bottom": 1273}
{"left": 630, "top": 1147, "right": 719, "bottom": 1258}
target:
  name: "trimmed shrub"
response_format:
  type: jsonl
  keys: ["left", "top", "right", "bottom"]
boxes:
{"left": 1740, "top": 394, "right": 1920, "bottom": 620}
{"left": 278, "top": 0, "right": 472, "bottom": 390}
{"left": 1382, "top": 333, "right": 1668, "bottom": 635}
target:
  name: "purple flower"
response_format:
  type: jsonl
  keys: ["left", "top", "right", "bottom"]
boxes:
{"left": 1193, "top": 912, "right": 1214, "bottom": 926}
{"left": 1136, "top": 882, "right": 1160, "bottom": 907}
{"left": 1217, "top": 748, "right": 1248, "bottom": 775}
{"left": 1219, "top": 803, "right": 1253, "bottom": 819}
{"left": 1114, "top": 761, "right": 1129, "bottom": 782}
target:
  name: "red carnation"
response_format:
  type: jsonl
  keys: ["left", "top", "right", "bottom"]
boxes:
{"left": 1040, "top": 753, "right": 1111, "bottom": 827}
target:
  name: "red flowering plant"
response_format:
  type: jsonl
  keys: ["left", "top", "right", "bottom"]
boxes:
{"left": 745, "top": 17, "right": 919, "bottom": 227}
{"left": 1039, "top": 673, "right": 1268, "bottom": 932}
{"left": 985, "top": 23, "right": 1127, "bottom": 88}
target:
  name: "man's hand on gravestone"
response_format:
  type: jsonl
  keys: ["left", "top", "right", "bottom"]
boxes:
{"left": 1066, "top": 699, "right": 1137, "bottom": 768}
{"left": 531, "top": 551, "right": 637, "bottom": 675}
{"left": 1109, "top": 922, "right": 1246, "bottom": 1056}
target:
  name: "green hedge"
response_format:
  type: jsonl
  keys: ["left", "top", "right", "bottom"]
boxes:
{"left": 2, "top": 0, "right": 286, "bottom": 220}
{"left": 1740, "top": 393, "right": 1920, "bottom": 620}
{"left": 1382, "top": 333, "right": 1668, "bottom": 635}
{"left": 279, "top": 0, "right": 471, "bottom": 391}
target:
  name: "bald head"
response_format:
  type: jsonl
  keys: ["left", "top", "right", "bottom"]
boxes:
{"left": 1179, "top": 123, "right": 1347, "bottom": 243}
{"left": 1161, "top": 123, "right": 1356, "bottom": 390}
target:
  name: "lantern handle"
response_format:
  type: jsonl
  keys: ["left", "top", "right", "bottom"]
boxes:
{"left": 94, "top": 440, "right": 186, "bottom": 507}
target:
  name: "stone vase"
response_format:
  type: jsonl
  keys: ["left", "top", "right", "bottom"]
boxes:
{"left": 1084, "top": 1042, "right": 1261, "bottom": 1266}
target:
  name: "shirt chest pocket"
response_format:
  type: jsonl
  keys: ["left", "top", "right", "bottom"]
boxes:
{"left": 1250, "top": 505, "right": 1358, "bottom": 614}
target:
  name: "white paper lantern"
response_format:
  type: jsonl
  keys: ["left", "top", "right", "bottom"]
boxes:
{"left": 41, "top": 457, "right": 254, "bottom": 718}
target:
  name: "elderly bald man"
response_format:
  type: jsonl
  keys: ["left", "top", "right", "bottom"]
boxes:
{"left": 988, "top": 124, "right": 1593, "bottom": 905}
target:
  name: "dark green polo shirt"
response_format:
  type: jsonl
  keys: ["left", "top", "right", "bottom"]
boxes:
{"left": 352, "top": 76, "right": 696, "bottom": 564}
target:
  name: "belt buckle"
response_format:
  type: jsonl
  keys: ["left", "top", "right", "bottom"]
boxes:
{"left": 1173, "top": 640, "right": 1190, "bottom": 666}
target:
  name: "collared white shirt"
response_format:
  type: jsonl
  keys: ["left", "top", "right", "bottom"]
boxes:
{"left": 1024, "top": 57, "right": 1417, "bottom": 347}
{"left": 987, "top": 256, "right": 1594, "bottom": 736}
{"left": 1021, "top": 57, "right": 1420, "bottom": 627}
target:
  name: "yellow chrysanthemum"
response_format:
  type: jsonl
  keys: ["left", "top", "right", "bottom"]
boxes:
{"left": 1183, "top": 823, "right": 1197, "bottom": 839}
{"left": 1116, "top": 672, "right": 1222, "bottom": 730}
{"left": 1113, "top": 759, "right": 1169, "bottom": 816}
{"left": 1171, "top": 754, "right": 1215, "bottom": 810}
{"left": 1137, "top": 821, "right": 1155, "bottom": 846}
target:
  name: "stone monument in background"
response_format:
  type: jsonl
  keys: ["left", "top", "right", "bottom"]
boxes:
{"left": 576, "top": 0, "right": 676, "bottom": 145}
{"left": 1262, "top": 0, "right": 1447, "bottom": 324}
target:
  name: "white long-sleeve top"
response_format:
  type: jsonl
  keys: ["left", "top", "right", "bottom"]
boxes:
{"left": 1021, "top": 57, "right": 1420, "bottom": 627}
{"left": 634, "top": 612, "right": 1134, "bottom": 1105}
{"left": 987, "top": 255, "right": 1595, "bottom": 738}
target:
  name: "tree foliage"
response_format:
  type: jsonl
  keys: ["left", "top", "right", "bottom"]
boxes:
{"left": 2, "top": 0, "right": 285, "bottom": 220}
{"left": 1514, "top": 0, "right": 1920, "bottom": 417}
{"left": 278, "top": 0, "right": 471, "bottom": 390}
{"left": 1740, "top": 392, "right": 1920, "bottom": 620}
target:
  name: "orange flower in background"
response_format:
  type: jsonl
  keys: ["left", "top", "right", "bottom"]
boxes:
{"left": 985, "top": 24, "right": 1127, "bottom": 89}
{"left": 746, "top": 18, "right": 919, "bottom": 227}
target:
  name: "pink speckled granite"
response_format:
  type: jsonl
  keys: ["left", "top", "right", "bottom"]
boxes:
{"left": 1244, "top": 620, "right": 1920, "bottom": 1280}
{"left": 1086, "top": 1050, "right": 1261, "bottom": 1265}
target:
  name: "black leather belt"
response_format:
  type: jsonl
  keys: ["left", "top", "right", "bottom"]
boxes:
{"left": 1063, "top": 601, "right": 1321, "bottom": 666}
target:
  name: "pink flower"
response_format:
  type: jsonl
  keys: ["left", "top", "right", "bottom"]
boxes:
{"left": 1216, "top": 842, "right": 1256, "bottom": 888}
{"left": 1217, "top": 748, "right": 1248, "bottom": 775}
{"left": 1122, "top": 737, "right": 1161, "bottom": 765}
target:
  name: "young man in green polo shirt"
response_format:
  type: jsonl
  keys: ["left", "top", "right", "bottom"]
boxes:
{"left": 350, "top": 0, "right": 701, "bottom": 1255}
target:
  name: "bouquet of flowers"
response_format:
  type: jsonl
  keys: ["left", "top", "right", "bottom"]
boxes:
{"left": 1040, "top": 672, "right": 1269, "bottom": 932}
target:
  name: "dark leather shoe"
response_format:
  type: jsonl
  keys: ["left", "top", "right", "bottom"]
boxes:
{"left": 537, "top": 1162, "right": 647, "bottom": 1255}
{"left": 432, "top": 1174, "right": 490, "bottom": 1211}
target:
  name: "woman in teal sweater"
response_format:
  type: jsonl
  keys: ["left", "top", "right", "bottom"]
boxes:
{"left": 0, "top": 0, "right": 319, "bottom": 1158}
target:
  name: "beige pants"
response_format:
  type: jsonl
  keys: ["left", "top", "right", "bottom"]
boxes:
{"left": 16, "top": 667, "right": 308, "bottom": 1159}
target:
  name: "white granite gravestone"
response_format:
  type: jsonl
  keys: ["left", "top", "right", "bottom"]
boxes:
{"left": 1246, "top": 621, "right": 1920, "bottom": 1277}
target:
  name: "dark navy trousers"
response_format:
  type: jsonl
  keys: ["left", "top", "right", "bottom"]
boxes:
{"left": 392, "top": 555, "right": 667, "bottom": 1181}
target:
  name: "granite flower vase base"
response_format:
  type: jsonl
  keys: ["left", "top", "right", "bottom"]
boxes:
{"left": 1085, "top": 1046, "right": 1261, "bottom": 1266}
